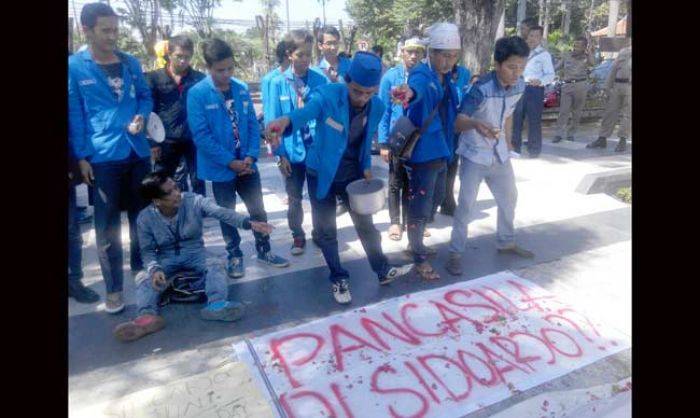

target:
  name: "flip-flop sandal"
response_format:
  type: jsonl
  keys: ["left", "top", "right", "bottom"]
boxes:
{"left": 415, "top": 263, "right": 440, "bottom": 281}
{"left": 388, "top": 225, "right": 403, "bottom": 241}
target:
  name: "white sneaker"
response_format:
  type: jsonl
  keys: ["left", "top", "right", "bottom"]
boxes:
{"left": 332, "top": 279, "right": 352, "bottom": 304}
{"left": 105, "top": 292, "right": 125, "bottom": 314}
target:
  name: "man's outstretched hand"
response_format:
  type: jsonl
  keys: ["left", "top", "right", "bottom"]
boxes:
{"left": 265, "top": 117, "right": 291, "bottom": 149}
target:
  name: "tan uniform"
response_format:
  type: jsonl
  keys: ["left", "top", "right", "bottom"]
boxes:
{"left": 599, "top": 47, "right": 632, "bottom": 138}
{"left": 555, "top": 51, "right": 594, "bottom": 138}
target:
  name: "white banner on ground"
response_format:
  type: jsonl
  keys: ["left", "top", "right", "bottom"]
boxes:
{"left": 234, "top": 271, "right": 630, "bottom": 418}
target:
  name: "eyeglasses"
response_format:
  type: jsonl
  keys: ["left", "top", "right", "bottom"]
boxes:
{"left": 322, "top": 41, "right": 339, "bottom": 47}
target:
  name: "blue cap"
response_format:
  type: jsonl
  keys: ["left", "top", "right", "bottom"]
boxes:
{"left": 346, "top": 51, "right": 382, "bottom": 88}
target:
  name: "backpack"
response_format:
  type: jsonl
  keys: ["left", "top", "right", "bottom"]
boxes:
{"left": 158, "top": 270, "right": 207, "bottom": 307}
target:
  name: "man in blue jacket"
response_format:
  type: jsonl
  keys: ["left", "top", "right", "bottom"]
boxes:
{"left": 391, "top": 23, "right": 461, "bottom": 281}
{"left": 377, "top": 37, "right": 425, "bottom": 242}
{"left": 446, "top": 36, "right": 535, "bottom": 276}
{"left": 269, "top": 29, "right": 329, "bottom": 255}
{"left": 261, "top": 40, "right": 290, "bottom": 125}
{"left": 187, "top": 38, "right": 289, "bottom": 279}
{"left": 266, "top": 52, "right": 412, "bottom": 305}
{"left": 315, "top": 26, "right": 352, "bottom": 83}
{"left": 68, "top": 3, "right": 153, "bottom": 314}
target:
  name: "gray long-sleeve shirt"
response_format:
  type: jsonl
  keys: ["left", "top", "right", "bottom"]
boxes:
{"left": 137, "top": 192, "right": 251, "bottom": 274}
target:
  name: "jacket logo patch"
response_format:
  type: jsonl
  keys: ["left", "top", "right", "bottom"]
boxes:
{"left": 79, "top": 79, "right": 97, "bottom": 86}
{"left": 205, "top": 104, "right": 219, "bottom": 110}
{"left": 325, "top": 117, "right": 344, "bottom": 133}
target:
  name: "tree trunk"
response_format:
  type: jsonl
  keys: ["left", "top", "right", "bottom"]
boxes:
{"left": 586, "top": 0, "right": 596, "bottom": 33}
{"left": 561, "top": 0, "right": 572, "bottom": 35}
{"left": 608, "top": 0, "right": 620, "bottom": 37}
{"left": 516, "top": 0, "right": 527, "bottom": 32}
{"left": 454, "top": 0, "right": 506, "bottom": 75}
{"left": 538, "top": 0, "right": 545, "bottom": 25}
{"left": 625, "top": 0, "right": 631, "bottom": 37}
{"left": 543, "top": 0, "right": 550, "bottom": 40}
{"left": 496, "top": 8, "right": 505, "bottom": 39}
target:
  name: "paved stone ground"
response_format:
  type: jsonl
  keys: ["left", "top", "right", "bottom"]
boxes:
{"left": 69, "top": 120, "right": 631, "bottom": 417}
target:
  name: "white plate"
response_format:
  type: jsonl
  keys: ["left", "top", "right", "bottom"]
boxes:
{"left": 146, "top": 112, "right": 165, "bottom": 143}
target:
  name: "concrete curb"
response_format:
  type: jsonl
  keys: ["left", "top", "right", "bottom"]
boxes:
{"left": 575, "top": 167, "right": 631, "bottom": 195}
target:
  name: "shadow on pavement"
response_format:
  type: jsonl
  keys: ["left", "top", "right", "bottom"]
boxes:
{"left": 69, "top": 207, "right": 630, "bottom": 377}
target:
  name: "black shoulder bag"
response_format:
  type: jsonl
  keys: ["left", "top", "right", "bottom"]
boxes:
{"left": 387, "top": 102, "right": 440, "bottom": 162}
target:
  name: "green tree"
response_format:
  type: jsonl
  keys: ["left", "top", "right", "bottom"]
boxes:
{"left": 116, "top": 0, "right": 162, "bottom": 57}
{"left": 346, "top": 0, "right": 453, "bottom": 64}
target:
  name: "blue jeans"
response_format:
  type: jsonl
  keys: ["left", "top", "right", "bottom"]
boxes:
{"left": 307, "top": 172, "right": 390, "bottom": 283}
{"left": 68, "top": 185, "right": 83, "bottom": 282}
{"left": 134, "top": 250, "right": 227, "bottom": 316}
{"left": 449, "top": 157, "right": 517, "bottom": 254}
{"left": 404, "top": 160, "right": 447, "bottom": 263}
{"left": 512, "top": 85, "right": 545, "bottom": 155}
{"left": 285, "top": 162, "right": 307, "bottom": 239}
{"left": 92, "top": 152, "right": 150, "bottom": 293}
{"left": 154, "top": 139, "right": 205, "bottom": 195}
{"left": 211, "top": 170, "right": 271, "bottom": 258}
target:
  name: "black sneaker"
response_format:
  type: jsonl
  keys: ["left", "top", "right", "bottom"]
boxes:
{"left": 68, "top": 281, "right": 100, "bottom": 304}
{"left": 586, "top": 137, "right": 607, "bottom": 149}
{"left": 332, "top": 279, "right": 352, "bottom": 304}
{"left": 379, "top": 264, "right": 413, "bottom": 285}
{"left": 566, "top": 136, "right": 575, "bottom": 142}
{"left": 614, "top": 138, "right": 627, "bottom": 152}
{"left": 552, "top": 136, "right": 563, "bottom": 143}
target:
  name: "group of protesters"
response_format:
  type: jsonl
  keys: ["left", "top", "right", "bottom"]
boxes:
{"left": 68, "top": 2, "right": 631, "bottom": 342}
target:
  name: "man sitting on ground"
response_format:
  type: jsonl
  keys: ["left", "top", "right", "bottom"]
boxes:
{"left": 113, "top": 171, "right": 274, "bottom": 342}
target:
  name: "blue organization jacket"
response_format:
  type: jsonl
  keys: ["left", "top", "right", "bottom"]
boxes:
{"left": 261, "top": 67, "right": 282, "bottom": 125}
{"left": 377, "top": 64, "right": 409, "bottom": 145}
{"left": 315, "top": 56, "right": 352, "bottom": 82}
{"left": 283, "top": 83, "right": 384, "bottom": 199}
{"left": 451, "top": 65, "right": 473, "bottom": 109}
{"left": 187, "top": 75, "right": 260, "bottom": 182}
{"left": 405, "top": 62, "right": 457, "bottom": 163}
{"left": 456, "top": 71, "right": 525, "bottom": 166}
{"left": 270, "top": 67, "right": 329, "bottom": 164}
{"left": 68, "top": 49, "right": 153, "bottom": 164}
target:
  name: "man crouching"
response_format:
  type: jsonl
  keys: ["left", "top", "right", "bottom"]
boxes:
{"left": 113, "top": 171, "right": 273, "bottom": 342}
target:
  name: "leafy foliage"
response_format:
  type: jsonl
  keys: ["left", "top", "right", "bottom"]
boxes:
{"left": 346, "top": 0, "right": 453, "bottom": 65}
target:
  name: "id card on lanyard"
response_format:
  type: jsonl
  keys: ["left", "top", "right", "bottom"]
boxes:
{"left": 289, "top": 76, "right": 313, "bottom": 146}
{"left": 220, "top": 90, "right": 241, "bottom": 158}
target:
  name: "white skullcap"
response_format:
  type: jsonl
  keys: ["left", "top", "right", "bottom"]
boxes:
{"left": 426, "top": 22, "right": 461, "bottom": 50}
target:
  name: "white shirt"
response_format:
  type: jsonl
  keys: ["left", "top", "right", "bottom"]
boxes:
{"left": 523, "top": 45, "right": 555, "bottom": 86}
